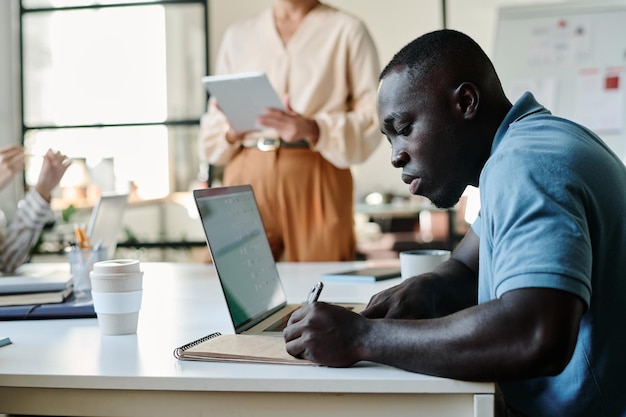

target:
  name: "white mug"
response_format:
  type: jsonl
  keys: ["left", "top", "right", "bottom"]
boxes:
{"left": 399, "top": 249, "right": 451, "bottom": 280}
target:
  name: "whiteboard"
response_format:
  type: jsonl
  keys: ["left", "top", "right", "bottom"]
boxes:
{"left": 493, "top": 1, "right": 626, "bottom": 161}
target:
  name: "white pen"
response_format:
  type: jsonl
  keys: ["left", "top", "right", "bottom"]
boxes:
{"left": 305, "top": 282, "right": 324, "bottom": 304}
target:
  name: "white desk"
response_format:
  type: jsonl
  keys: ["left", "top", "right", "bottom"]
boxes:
{"left": 0, "top": 262, "right": 494, "bottom": 417}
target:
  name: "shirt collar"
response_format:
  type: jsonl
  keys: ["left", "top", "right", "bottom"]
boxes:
{"left": 492, "top": 91, "right": 550, "bottom": 153}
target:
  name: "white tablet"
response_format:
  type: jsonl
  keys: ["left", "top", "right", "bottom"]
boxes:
{"left": 201, "top": 72, "right": 284, "bottom": 132}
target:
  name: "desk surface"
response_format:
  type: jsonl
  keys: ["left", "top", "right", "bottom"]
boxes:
{"left": 0, "top": 261, "right": 494, "bottom": 417}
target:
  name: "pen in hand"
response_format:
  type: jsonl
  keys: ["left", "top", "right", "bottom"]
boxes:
{"left": 305, "top": 282, "right": 324, "bottom": 304}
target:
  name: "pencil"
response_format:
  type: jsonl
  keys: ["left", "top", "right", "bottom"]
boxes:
{"left": 73, "top": 224, "right": 91, "bottom": 249}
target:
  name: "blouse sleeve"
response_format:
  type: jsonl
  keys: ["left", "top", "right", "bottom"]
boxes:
{"left": 312, "top": 21, "right": 383, "bottom": 168}
{"left": 197, "top": 97, "right": 242, "bottom": 166}
{"left": 0, "top": 188, "right": 51, "bottom": 273}
{"left": 197, "top": 27, "right": 242, "bottom": 166}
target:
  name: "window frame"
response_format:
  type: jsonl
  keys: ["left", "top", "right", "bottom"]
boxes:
{"left": 18, "top": 0, "right": 210, "bottom": 203}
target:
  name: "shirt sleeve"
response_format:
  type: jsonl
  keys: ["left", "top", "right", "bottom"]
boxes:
{"left": 480, "top": 150, "right": 592, "bottom": 305}
{"left": 312, "top": 21, "right": 383, "bottom": 168}
{"left": 0, "top": 188, "right": 51, "bottom": 273}
{"left": 197, "top": 97, "right": 242, "bottom": 166}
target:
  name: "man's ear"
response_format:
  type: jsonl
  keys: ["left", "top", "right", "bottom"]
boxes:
{"left": 453, "top": 82, "right": 479, "bottom": 121}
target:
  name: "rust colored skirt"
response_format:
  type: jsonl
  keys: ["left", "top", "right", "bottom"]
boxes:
{"left": 223, "top": 146, "right": 355, "bottom": 262}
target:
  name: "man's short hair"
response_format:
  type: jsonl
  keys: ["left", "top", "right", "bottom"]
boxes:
{"left": 380, "top": 29, "right": 496, "bottom": 88}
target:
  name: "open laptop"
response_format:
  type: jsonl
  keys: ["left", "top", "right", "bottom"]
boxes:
{"left": 193, "top": 185, "right": 363, "bottom": 335}
{"left": 87, "top": 193, "right": 129, "bottom": 260}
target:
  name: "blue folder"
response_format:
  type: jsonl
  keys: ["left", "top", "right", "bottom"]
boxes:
{"left": 0, "top": 292, "right": 96, "bottom": 320}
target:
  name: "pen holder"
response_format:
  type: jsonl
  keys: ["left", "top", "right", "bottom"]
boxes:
{"left": 66, "top": 246, "right": 108, "bottom": 294}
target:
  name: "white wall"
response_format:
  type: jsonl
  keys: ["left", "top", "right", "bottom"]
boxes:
{"left": 447, "top": 0, "right": 571, "bottom": 59}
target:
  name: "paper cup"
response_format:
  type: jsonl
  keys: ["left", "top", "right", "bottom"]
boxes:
{"left": 90, "top": 287, "right": 143, "bottom": 335}
{"left": 90, "top": 272, "right": 143, "bottom": 292}
{"left": 91, "top": 290, "right": 143, "bottom": 314}
{"left": 96, "top": 312, "right": 140, "bottom": 335}
{"left": 400, "top": 249, "right": 451, "bottom": 280}
{"left": 90, "top": 259, "right": 143, "bottom": 335}
{"left": 92, "top": 259, "right": 141, "bottom": 274}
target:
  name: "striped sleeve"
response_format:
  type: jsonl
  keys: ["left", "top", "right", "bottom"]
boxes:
{"left": 0, "top": 189, "right": 51, "bottom": 273}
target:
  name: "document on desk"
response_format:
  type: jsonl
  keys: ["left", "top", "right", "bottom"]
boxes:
{"left": 174, "top": 332, "right": 316, "bottom": 366}
{"left": 322, "top": 266, "right": 401, "bottom": 282}
{"left": 0, "top": 265, "right": 72, "bottom": 294}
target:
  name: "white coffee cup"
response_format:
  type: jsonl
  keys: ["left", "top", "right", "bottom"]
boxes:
{"left": 399, "top": 249, "right": 451, "bottom": 280}
{"left": 90, "top": 259, "right": 143, "bottom": 335}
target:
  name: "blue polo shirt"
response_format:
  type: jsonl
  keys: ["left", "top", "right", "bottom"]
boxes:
{"left": 472, "top": 92, "right": 626, "bottom": 417}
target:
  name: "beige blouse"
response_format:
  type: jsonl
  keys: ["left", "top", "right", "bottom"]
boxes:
{"left": 198, "top": 3, "right": 382, "bottom": 169}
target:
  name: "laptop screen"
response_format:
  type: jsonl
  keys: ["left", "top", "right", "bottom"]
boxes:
{"left": 87, "top": 193, "right": 128, "bottom": 260}
{"left": 193, "top": 185, "right": 287, "bottom": 331}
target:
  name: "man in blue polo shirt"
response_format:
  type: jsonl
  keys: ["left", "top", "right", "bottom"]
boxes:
{"left": 283, "top": 29, "right": 626, "bottom": 417}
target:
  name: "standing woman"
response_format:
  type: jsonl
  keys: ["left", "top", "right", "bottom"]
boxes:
{"left": 198, "top": 0, "right": 381, "bottom": 262}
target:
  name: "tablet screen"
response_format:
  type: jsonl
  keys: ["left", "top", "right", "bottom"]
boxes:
{"left": 202, "top": 72, "right": 284, "bottom": 132}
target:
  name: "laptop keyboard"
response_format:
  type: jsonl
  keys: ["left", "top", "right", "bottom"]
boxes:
{"left": 262, "top": 305, "right": 356, "bottom": 333}
{"left": 264, "top": 313, "right": 293, "bottom": 332}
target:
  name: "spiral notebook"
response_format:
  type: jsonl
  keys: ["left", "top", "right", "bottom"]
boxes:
{"left": 173, "top": 332, "right": 315, "bottom": 365}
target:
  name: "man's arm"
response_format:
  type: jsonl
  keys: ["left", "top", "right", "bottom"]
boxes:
{"left": 285, "top": 287, "right": 583, "bottom": 381}
{"left": 357, "top": 287, "right": 584, "bottom": 380}
{"left": 284, "top": 229, "right": 585, "bottom": 380}
{"left": 364, "top": 229, "right": 480, "bottom": 320}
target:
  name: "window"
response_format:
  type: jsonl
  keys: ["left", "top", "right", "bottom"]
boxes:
{"left": 20, "top": 0, "right": 208, "bottom": 208}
